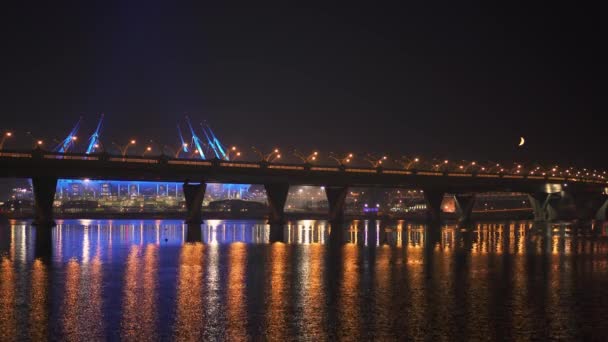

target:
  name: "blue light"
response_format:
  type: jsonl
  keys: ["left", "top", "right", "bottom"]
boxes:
{"left": 177, "top": 124, "right": 189, "bottom": 153}
{"left": 85, "top": 114, "right": 104, "bottom": 154}
{"left": 203, "top": 123, "right": 227, "bottom": 160}
{"left": 185, "top": 116, "right": 206, "bottom": 159}
{"left": 55, "top": 117, "right": 82, "bottom": 153}
{"left": 54, "top": 179, "right": 261, "bottom": 203}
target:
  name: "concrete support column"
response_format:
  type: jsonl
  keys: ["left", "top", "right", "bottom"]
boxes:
{"left": 183, "top": 181, "right": 206, "bottom": 224}
{"left": 567, "top": 192, "right": 608, "bottom": 222}
{"left": 528, "top": 192, "right": 553, "bottom": 221}
{"left": 423, "top": 189, "right": 445, "bottom": 223}
{"left": 325, "top": 185, "right": 349, "bottom": 223}
{"left": 264, "top": 183, "right": 290, "bottom": 224}
{"left": 32, "top": 176, "right": 58, "bottom": 226}
{"left": 185, "top": 223, "right": 202, "bottom": 242}
{"left": 268, "top": 223, "right": 284, "bottom": 243}
{"left": 34, "top": 226, "right": 53, "bottom": 260}
{"left": 597, "top": 199, "right": 608, "bottom": 221}
{"left": 454, "top": 194, "right": 476, "bottom": 225}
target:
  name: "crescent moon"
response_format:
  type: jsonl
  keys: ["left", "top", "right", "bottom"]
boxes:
{"left": 519, "top": 137, "right": 525, "bottom": 147}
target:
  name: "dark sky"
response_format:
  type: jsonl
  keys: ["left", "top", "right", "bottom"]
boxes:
{"left": 1, "top": 1, "right": 605, "bottom": 168}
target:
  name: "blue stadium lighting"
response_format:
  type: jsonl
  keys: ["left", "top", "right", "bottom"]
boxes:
{"left": 85, "top": 114, "right": 104, "bottom": 154}
{"left": 177, "top": 123, "right": 189, "bottom": 153}
{"left": 202, "top": 123, "right": 227, "bottom": 160}
{"left": 55, "top": 117, "right": 82, "bottom": 153}
{"left": 185, "top": 116, "right": 206, "bottom": 159}
{"left": 200, "top": 123, "right": 222, "bottom": 159}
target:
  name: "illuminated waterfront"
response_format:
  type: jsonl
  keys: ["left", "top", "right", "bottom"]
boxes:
{"left": 2, "top": 219, "right": 608, "bottom": 340}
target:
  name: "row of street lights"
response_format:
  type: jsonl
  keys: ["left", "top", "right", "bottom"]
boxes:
{"left": 1, "top": 130, "right": 606, "bottom": 181}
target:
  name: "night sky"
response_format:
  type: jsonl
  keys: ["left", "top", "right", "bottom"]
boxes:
{"left": 1, "top": 2, "right": 605, "bottom": 168}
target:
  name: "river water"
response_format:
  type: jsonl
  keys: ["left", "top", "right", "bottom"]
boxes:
{"left": 1, "top": 219, "right": 608, "bottom": 340}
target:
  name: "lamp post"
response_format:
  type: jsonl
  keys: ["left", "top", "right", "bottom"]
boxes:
{"left": 25, "top": 131, "right": 46, "bottom": 149}
{"left": 0, "top": 131, "right": 13, "bottom": 150}
{"left": 329, "top": 152, "right": 354, "bottom": 166}
{"left": 365, "top": 154, "right": 387, "bottom": 168}
{"left": 164, "top": 143, "right": 189, "bottom": 158}
{"left": 294, "top": 150, "right": 318, "bottom": 163}
{"left": 396, "top": 156, "right": 420, "bottom": 170}
{"left": 112, "top": 139, "right": 136, "bottom": 156}
{"left": 65, "top": 136, "right": 78, "bottom": 152}
{"left": 225, "top": 146, "right": 242, "bottom": 160}
{"left": 252, "top": 147, "right": 281, "bottom": 162}
{"left": 142, "top": 146, "right": 153, "bottom": 157}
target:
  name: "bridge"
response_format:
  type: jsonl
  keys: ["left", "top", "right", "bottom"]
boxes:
{"left": 1, "top": 149, "right": 607, "bottom": 237}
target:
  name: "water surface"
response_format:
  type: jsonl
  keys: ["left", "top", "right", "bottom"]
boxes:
{"left": 1, "top": 219, "right": 608, "bottom": 340}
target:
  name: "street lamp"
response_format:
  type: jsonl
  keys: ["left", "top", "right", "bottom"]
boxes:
{"left": 365, "top": 154, "right": 388, "bottom": 168}
{"left": 61, "top": 136, "right": 79, "bottom": 153}
{"left": 226, "top": 146, "right": 242, "bottom": 160}
{"left": 0, "top": 131, "right": 13, "bottom": 150}
{"left": 142, "top": 146, "right": 153, "bottom": 157}
{"left": 329, "top": 152, "right": 354, "bottom": 166}
{"left": 293, "top": 150, "right": 318, "bottom": 163}
{"left": 112, "top": 139, "right": 136, "bottom": 156}
{"left": 164, "top": 142, "right": 189, "bottom": 158}
{"left": 252, "top": 146, "right": 281, "bottom": 162}
{"left": 396, "top": 156, "right": 420, "bottom": 170}
{"left": 432, "top": 159, "right": 450, "bottom": 172}
{"left": 25, "top": 131, "right": 45, "bottom": 149}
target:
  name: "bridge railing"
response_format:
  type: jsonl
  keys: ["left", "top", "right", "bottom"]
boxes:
{"left": 0, "top": 149, "right": 606, "bottom": 185}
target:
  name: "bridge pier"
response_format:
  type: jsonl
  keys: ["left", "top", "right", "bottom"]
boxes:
{"left": 527, "top": 192, "right": 559, "bottom": 222}
{"left": 264, "top": 183, "right": 290, "bottom": 224}
{"left": 454, "top": 194, "right": 476, "bottom": 225}
{"left": 325, "top": 185, "right": 349, "bottom": 223}
{"left": 34, "top": 225, "right": 53, "bottom": 260}
{"left": 185, "top": 223, "right": 202, "bottom": 242}
{"left": 423, "top": 189, "right": 445, "bottom": 223}
{"left": 183, "top": 181, "right": 206, "bottom": 224}
{"left": 598, "top": 199, "right": 608, "bottom": 221}
{"left": 268, "top": 223, "right": 284, "bottom": 243}
{"left": 32, "top": 176, "right": 58, "bottom": 226}
{"left": 562, "top": 191, "right": 608, "bottom": 222}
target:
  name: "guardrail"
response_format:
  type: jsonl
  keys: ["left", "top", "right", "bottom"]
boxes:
{"left": 1, "top": 149, "right": 607, "bottom": 185}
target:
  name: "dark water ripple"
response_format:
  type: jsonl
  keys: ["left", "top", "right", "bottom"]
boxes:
{"left": 1, "top": 219, "right": 608, "bottom": 341}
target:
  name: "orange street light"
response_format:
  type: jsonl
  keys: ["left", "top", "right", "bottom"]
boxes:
{"left": 0, "top": 131, "right": 13, "bottom": 150}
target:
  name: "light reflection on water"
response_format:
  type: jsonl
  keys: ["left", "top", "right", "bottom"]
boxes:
{"left": 1, "top": 219, "right": 608, "bottom": 340}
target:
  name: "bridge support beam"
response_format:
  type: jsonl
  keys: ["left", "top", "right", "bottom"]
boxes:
{"left": 185, "top": 223, "right": 202, "bottom": 242}
{"left": 264, "top": 183, "right": 290, "bottom": 224}
{"left": 32, "top": 176, "right": 58, "bottom": 226}
{"left": 423, "top": 189, "right": 445, "bottom": 223}
{"left": 268, "top": 223, "right": 284, "bottom": 243}
{"left": 325, "top": 185, "right": 349, "bottom": 223}
{"left": 527, "top": 192, "right": 559, "bottom": 222}
{"left": 454, "top": 194, "right": 476, "bottom": 225}
{"left": 564, "top": 192, "right": 608, "bottom": 222}
{"left": 598, "top": 199, "right": 608, "bottom": 221}
{"left": 34, "top": 225, "right": 53, "bottom": 260}
{"left": 183, "top": 181, "right": 206, "bottom": 224}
